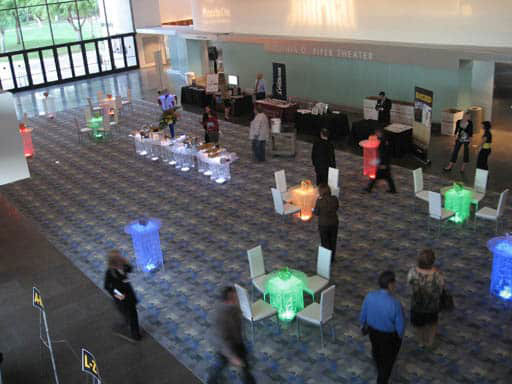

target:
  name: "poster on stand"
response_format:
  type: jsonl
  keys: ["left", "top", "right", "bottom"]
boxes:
{"left": 412, "top": 86, "right": 433, "bottom": 164}
{"left": 272, "top": 63, "right": 287, "bottom": 100}
{"left": 206, "top": 73, "right": 219, "bottom": 94}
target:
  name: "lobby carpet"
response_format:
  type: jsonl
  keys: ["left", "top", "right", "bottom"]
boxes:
{"left": 1, "top": 99, "right": 511, "bottom": 384}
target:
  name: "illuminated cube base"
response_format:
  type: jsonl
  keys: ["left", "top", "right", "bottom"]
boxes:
{"left": 124, "top": 219, "right": 164, "bottom": 273}
{"left": 359, "top": 137, "right": 380, "bottom": 179}
{"left": 265, "top": 268, "right": 307, "bottom": 322}
{"left": 20, "top": 129, "right": 34, "bottom": 158}
{"left": 444, "top": 185, "right": 472, "bottom": 224}
{"left": 488, "top": 235, "right": 512, "bottom": 301}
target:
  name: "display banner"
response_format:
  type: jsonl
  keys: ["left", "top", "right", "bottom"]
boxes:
{"left": 81, "top": 349, "right": 101, "bottom": 383}
{"left": 272, "top": 62, "right": 287, "bottom": 100}
{"left": 412, "top": 86, "right": 434, "bottom": 164}
{"left": 206, "top": 73, "right": 219, "bottom": 93}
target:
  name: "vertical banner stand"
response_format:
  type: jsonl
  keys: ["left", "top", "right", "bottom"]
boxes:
{"left": 33, "top": 287, "right": 60, "bottom": 384}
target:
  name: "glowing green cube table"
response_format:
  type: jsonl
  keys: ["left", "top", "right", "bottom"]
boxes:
{"left": 264, "top": 268, "right": 308, "bottom": 322}
{"left": 443, "top": 183, "right": 473, "bottom": 223}
{"left": 88, "top": 116, "right": 104, "bottom": 139}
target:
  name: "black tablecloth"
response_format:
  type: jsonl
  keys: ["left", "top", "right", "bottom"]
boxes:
{"left": 180, "top": 86, "right": 212, "bottom": 108}
{"left": 231, "top": 95, "right": 253, "bottom": 117}
{"left": 351, "top": 119, "right": 382, "bottom": 144}
{"left": 295, "top": 112, "right": 349, "bottom": 141}
{"left": 385, "top": 128, "right": 413, "bottom": 158}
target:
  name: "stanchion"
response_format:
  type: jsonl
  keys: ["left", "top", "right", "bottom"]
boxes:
{"left": 33, "top": 287, "right": 60, "bottom": 384}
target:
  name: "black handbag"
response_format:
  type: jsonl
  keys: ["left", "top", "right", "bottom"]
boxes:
{"left": 440, "top": 289, "right": 454, "bottom": 312}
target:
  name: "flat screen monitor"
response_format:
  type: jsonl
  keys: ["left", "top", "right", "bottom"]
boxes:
{"left": 228, "top": 75, "right": 239, "bottom": 87}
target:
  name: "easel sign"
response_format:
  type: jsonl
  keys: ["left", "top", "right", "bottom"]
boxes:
{"left": 81, "top": 348, "right": 101, "bottom": 383}
{"left": 206, "top": 73, "right": 219, "bottom": 94}
{"left": 33, "top": 286, "right": 60, "bottom": 384}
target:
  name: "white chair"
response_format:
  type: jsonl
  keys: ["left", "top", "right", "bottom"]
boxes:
{"left": 271, "top": 188, "right": 300, "bottom": 218}
{"left": 87, "top": 97, "right": 102, "bottom": 113}
{"left": 84, "top": 108, "right": 92, "bottom": 122}
{"left": 101, "top": 113, "right": 112, "bottom": 139}
{"left": 247, "top": 245, "right": 270, "bottom": 298}
{"left": 274, "top": 170, "right": 291, "bottom": 202}
{"left": 475, "top": 189, "right": 509, "bottom": 233}
{"left": 74, "top": 117, "right": 91, "bottom": 144}
{"left": 96, "top": 90, "right": 104, "bottom": 102}
{"left": 328, "top": 167, "right": 340, "bottom": 198}
{"left": 296, "top": 285, "right": 336, "bottom": 348}
{"left": 122, "top": 88, "right": 133, "bottom": 111}
{"left": 428, "top": 191, "right": 455, "bottom": 236}
{"left": 413, "top": 168, "right": 430, "bottom": 209}
{"left": 304, "top": 246, "right": 331, "bottom": 301}
{"left": 471, "top": 168, "right": 488, "bottom": 211}
{"left": 235, "top": 284, "right": 278, "bottom": 344}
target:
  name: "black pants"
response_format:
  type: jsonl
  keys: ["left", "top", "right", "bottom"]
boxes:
{"left": 368, "top": 328, "right": 402, "bottom": 384}
{"left": 252, "top": 140, "right": 266, "bottom": 161}
{"left": 367, "top": 167, "right": 396, "bottom": 192}
{"left": 207, "top": 344, "right": 256, "bottom": 384}
{"left": 315, "top": 168, "right": 328, "bottom": 185}
{"left": 319, "top": 225, "right": 338, "bottom": 260}
{"left": 255, "top": 92, "right": 266, "bottom": 100}
{"left": 115, "top": 300, "right": 140, "bottom": 339}
{"left": 476, "top": 148, "right": 491, "bottom": 170}
{"left": 450, "top": 141, "right": 469, "bottom": 163}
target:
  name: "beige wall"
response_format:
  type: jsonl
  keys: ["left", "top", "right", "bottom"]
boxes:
{"left": 131, "top": 0, "right": 161, "bottom": 28}
{"left": 191, "top": 0, "right": 512, "bottom": 47}
{"left": 159, "top": 0, "right": 193, "bottom": 23}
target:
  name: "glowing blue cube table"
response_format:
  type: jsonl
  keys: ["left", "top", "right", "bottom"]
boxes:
{"left": 264, "top": 268, "right": 308, "bottom": 322}
{"left": 124, "top": 219, "right": 163, "bottom": 272}
{"left": 488, "top": 234, "right": 512, "bottom": 301}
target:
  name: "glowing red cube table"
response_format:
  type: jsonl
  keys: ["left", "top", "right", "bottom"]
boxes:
{"left": 19, "top": 124, "right": 34, "bottom": 158}
{"left": 359, "top": 135, "right": 380, "bottom": 179}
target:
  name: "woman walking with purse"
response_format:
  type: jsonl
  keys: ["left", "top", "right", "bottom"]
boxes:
{"left": 407, "top": 249, "right": 444, "bottom": 348}
{"left": 443, "top": 111, "right": 473, "bottom": 173}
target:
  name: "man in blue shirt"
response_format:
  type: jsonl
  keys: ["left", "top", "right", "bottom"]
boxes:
{"left": 360, "top": 270, "right": 404, "bottom": 384}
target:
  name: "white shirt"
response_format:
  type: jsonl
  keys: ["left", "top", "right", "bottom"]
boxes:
{"left": 249, "top": 113, "right": 270, "bottom": 141}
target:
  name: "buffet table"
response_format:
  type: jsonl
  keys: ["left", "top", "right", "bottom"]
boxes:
{"left": 230, "top": 94, "right": 253, "bottom": 117}
{"left": 180, "top": 86, "right": 212, "bottom": 108}
{"left": 295, "top": 110, "right": 349, "bottom": 141}
{"left": 255, "top": 99, "right": 298, "bottom": 122}
{"left": 351, "top": 119, "right": 382, "bottom": 144}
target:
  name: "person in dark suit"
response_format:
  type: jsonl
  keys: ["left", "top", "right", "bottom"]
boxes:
{"left": 312, "top": 128, "right": 336, "bottom": 185}
{"left": 364, "top": 127, "right": 397, "bottom": 194}
{"left": 314, "top": 184, "right": 339, "bottom": 261}
{"left": 207, "top": 286, "right": 256, "bottom": 384}
{"left": 375, "top": 91, "right": 392, "bottom": 125}
{"left": 202, "top": 105, "right": 211, "bottom": 143}
{"left": 104, "top": 250, "right": 141, "bottom": 341}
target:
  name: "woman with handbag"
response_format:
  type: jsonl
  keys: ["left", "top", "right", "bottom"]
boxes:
{"left": 407, "top": 249, "right": 444, "bottom": 348}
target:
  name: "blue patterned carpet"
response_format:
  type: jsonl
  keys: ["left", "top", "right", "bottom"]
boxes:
{"left": 1, "top": 99, "right": 512, "bottom": 384}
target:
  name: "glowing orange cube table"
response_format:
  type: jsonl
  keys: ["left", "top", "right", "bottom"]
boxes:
{"left": 359, "top": 135, "right": 380, "bottom": 179}
{"left": 289, "top": 181, "right": 319, "bottom": 221}
{"left": 19, "top": 124, "right": 34, "bottom": 158}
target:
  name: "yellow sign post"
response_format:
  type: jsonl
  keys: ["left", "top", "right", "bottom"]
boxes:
{"left": 81, "top": 349, "right": 101, "bottom": 383}
{"left": 32, "top": 286, "right": 60, "bottom": 384}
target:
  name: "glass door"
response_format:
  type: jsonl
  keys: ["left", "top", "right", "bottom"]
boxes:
{"left": 98, "top": 40, "right": 112, "bottom": 72}
{"left": 85, "top": 42, "right": 99, "bottom": 74}
{"left": 0, "top": 57, "right": 15, "bottom": 90}
{"left": 69, "top": 44, "right": 86, "bottom": 77}
{"left": 27, "top": 52, "right": 45, "bottom": 85}
{"left": 56, "top": 47, "right": 73, "bottom": 80}
{"left": 124, "top": 36, "right": 137, "bottom": 67}
{"left": 11, "top": 54, "right": 29, "bottom": 88}
{"left": 42, "top": 49, "right": 59, "bottom": 83}
{"left": 110, "top": 37, "right": 125, "bottom": 69}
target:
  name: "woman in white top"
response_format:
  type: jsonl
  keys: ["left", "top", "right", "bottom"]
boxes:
{"left": 443, "top": 111, "right": 473, "bottom": 173}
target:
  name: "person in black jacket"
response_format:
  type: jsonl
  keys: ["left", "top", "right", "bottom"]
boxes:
{"left": 443, "top": 111, "right": 473, "bottom": 173}
{"left": 104, "top": 250, "right": 141, "bottom": 341}
{"left": 376, "top": 91, "right": 392, "bottom": 125}
{"left": 312, "top": 128, "right": 336, "bottom": 185}
{"left": 476, "top": 121, "right": 492, "bottom": 170}
{"left": 202, "top": 105, "right": 211, "bottom": 143}
{"left": 314, "top": 184, "right": 339, "bottom": 261}
{"left": 364, "top": 127, "right": 397, "bottom": 194}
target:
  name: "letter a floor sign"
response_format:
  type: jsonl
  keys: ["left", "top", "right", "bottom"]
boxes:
{"left": 33, "top": 286, "right": 44, "bottom": 311}
{"left": 82, "top": 348, "right": 101, "bottom": 383}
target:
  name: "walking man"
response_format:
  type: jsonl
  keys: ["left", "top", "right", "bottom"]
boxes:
{"left": 207, "top": 286, "right": 256, "bottom": 384}
{"left": 312, "top": 128, "right": 336, "bottom": 185}
{"left": 360, "top": 270, "right": 404, "bottom": 384}
{"left": 249, "top": 106, "right": 270, "bottom": 161}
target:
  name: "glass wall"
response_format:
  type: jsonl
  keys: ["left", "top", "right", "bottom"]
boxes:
{"left": 0, "top": 0, "right": 138, "bottom": 91}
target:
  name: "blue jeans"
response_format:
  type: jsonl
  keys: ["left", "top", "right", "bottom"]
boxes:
{"left": 168, "top": 124, "right": 175, "bottom": 138}
{"left": 252, "top": 140, "right": 266, "bottom": 161}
